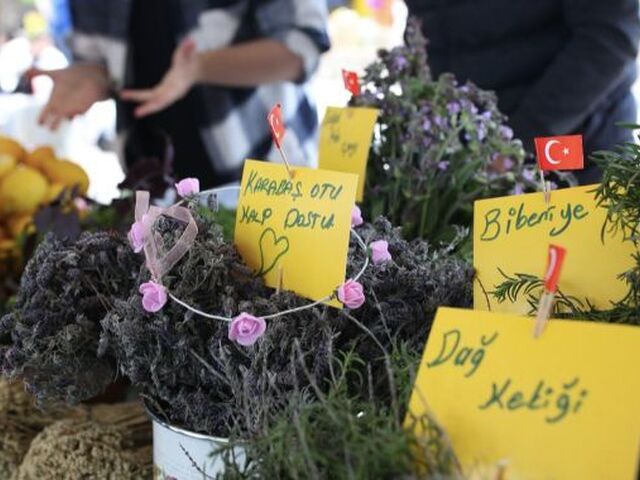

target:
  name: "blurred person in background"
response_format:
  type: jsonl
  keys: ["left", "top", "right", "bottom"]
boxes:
{"left": 34, "top": 1, "right": 329, "bottom": 188}
{"left": 0, "top": 10, "right": 67, "bottom": 94}
{"left": 406, "top": 0, "right": 640, "bottom": 183}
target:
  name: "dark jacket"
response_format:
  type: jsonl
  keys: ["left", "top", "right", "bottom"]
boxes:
{"left": 406, "top": 0, "right": 640, "bottom": 182}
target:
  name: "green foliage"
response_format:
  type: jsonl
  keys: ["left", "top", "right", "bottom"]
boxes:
{"left": 594, "top": 130, "right": 640, "bottom": 308}
{"left": 216, "top": 343, "right": 461, "bottom": 480}
{"left": 490, "top": 270, "right": 640, "bottom": 325}
{"left": 353, "top": 19, "right": 537, "bottom": 246}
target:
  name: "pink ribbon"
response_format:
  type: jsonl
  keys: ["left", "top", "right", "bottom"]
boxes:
{"left": 135, "top": 191, "right": 198, "bottom": 282}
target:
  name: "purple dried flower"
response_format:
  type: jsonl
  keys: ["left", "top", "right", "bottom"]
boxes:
{"left": 461, "top": 99, "right": 478, "bottom": 115}
{"left": 522, "top": 169, "right": 536, "bottom": 182}
{"left": 477, "top": 124, "right": 488, "bottom": 141}
{"left": 499, "top": 125, "right": 514, "bottom": 140}
{"left": 437, "top": 161, "right": 449, "bottom": 171}
{"left": 511, "top": 183, "right": 525, "bottom": 195}
{"left": 422, "top": 118, "right": 432, "bottom": 131}
{"left": 393, "top": 55, "right": 409, "bottom": 72}
{"left": 502, "top": 157, "right": 515, "bottom": 171}
{"left": 447, "top": 102, "right": 461, "bottom": 115}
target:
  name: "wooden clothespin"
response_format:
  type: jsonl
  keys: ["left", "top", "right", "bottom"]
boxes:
{"left": 495, "top": 459, "right": 509, "bottom": 480}
{"left": 534, "top": 244, "right": 567, "bottom": 337}
{"left": 268, "top": 103, "right": 294, "bottom": 179}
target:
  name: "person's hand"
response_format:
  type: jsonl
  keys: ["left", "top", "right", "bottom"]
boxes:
{"left": 120, "top": 38, "right": 200, "bottom": 118}
{"left": 36, "top": 63, "right": 111, "bottom": 130}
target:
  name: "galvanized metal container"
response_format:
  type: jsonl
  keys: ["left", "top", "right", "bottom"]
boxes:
{"left": 148, "top": 408, "right": 244, "bottom": 479}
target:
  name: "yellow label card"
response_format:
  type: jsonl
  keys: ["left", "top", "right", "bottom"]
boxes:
{"left": 318, "top": 106, "right": 379, "bottom": 202}
{"left": 407, "top": 307, "right": 640, "bottom": 480}
{"left": 473, "top": 185, "right": 635, "bottom": 314}
{"left": 234, "top": 160, "right": 358, "bottom": 307}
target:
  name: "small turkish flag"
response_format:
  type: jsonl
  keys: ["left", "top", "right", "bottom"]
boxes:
{"left": 342, "top": 69, "right": 360, "bottom": 96}
{"left": 543, "top": 244, "right": 567, "bottom": 293}
{"left": 535, "top": 135, "right": 584, "bottom": 171}
{"left": 267, "top": 103, "right": 285, "bottom": 149}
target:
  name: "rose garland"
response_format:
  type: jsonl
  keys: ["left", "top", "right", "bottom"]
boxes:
{"left": 127, "top": 179, "right": 393, "bottom": 347}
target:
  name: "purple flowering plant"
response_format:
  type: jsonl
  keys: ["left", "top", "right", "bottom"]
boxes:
{"left": 352, "top": 19, "right": 538, "bottom": 245}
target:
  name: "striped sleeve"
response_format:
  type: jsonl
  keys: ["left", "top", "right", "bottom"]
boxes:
{"left": 253, "top": 0, "right": 330, "bottom": 81}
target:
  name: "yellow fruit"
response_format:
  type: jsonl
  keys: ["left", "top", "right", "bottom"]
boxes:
{"left": 40, "top": 159, "right": 89, "bottom": 195}
{"left": 0, "top": 226, "right": 17, "bottom": 254}
{"left": 25, "top": 145, "right": 56, "bottom": 169}
{"left": 0, "top": 136, "right": 26, "bottom": 163}
{"left": 4, "top": 215, "right": 34, "bottom": 238}
{"left": 46, "top": 182, "right": 67, "bottom": 203}
{"left": 0, "top": 239, "right": 16, "bottom": 253}
{"left": 5, "top": 214, "right": 34, "bottom": 238}
{"left": 0, "top": 154, "right": 17, "bottom": 179}
{"left": 0, "top": 166, "right": 48, "bottom": 215}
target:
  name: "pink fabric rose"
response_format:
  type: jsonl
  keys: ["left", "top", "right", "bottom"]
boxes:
{"left": 370, "top": 240, "right": 392, "bottom": 264}
{"left": 128, "top": 218, "right": 146, "bottom": 253}
{"left": 337, "top": 279, "right": 365, "bottom": 309}
{"left": 175, "top": 178, "right": 200, "bottom": 197}
{"left": 228, "top": 313, "right": 267, "bottom": 347}
{"left": 351, "top": 205, "right": 363, "bottom": 227}
{"left": 139, "top": 281, "right": 168, "bottom": 313}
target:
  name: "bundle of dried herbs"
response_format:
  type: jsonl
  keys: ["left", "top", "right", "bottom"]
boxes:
{"left": 15, "top": 419, "right": 149, "bottom": 480}
{"left": 217, "top": 343, "right": 462, "bottom": 480}
{"left": 1, "top": 192, "right": 472, "bottom": 451}
{"left": 353, "top": 19, "right": 537, "bottom": 245}
{"left": 99, "top": 212, "right": 472, "bottom": 437}
{"left": 0, "top": 232, "right": 141, "bottom": 405}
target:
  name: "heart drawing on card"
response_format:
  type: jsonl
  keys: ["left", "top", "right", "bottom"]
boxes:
{"left": 256, "top": 227, "right": 290, "bottom": 277}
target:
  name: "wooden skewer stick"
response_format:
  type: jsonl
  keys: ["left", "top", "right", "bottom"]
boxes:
{"left": 538, "top": 168, "right": 551, "bottom": 204}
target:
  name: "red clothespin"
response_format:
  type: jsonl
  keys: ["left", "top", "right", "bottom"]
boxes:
{"left": 534, "top": 244, "right": 567, "bottom": 337}
{"left": 534, "top": 134, "right": 584, "bottom": 205}
{"left": 267, "top": 103, "right": 294, "bottom": 179}
{"left": 342, "top": 69, "right": 361, "bottom": 97}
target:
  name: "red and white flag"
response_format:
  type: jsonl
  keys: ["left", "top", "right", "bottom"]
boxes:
{"left": 342, "top": 69, "right": 360, "bottom": 97}
{"left": 268, "top": 103, "right": 285, "bottom": 149}
{"left": 543, "top": 245, "right": 567, "bottom": 293}
{"left": 535, "top": 135, "right": 584, "bottom": 171}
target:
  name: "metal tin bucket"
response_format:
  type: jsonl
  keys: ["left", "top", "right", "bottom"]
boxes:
{"left": 148, "top": 408, "right": 244, "bottom": 479}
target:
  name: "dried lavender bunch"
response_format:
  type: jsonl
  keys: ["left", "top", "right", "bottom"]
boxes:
{"left": 102, "top": 210, "right": 472, "bottom": 437}
{"left": 100, "top": 214, "right": 336, "bottom": 436}
{"left": 0, "top": 232, "right": 141, "bottom": 406}
{"left": 353, "top": 18, "right": 536, "bottom": 245}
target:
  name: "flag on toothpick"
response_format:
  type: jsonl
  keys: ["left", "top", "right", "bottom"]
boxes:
{"left": 543, "top": 244, "right": 567, "bottom": 293}
{"left": 342, "top": 69, "right": 360, "bottom": 97}
{"left": 535, "top": 135, "right": 584, "bottom": 171}
{"left": 268, "top": 103, "right": 286, "bottom": 149}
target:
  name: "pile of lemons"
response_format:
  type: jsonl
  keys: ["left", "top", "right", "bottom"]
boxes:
{"left": 0, "top": 135, "right": 90, "bottom": 253}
